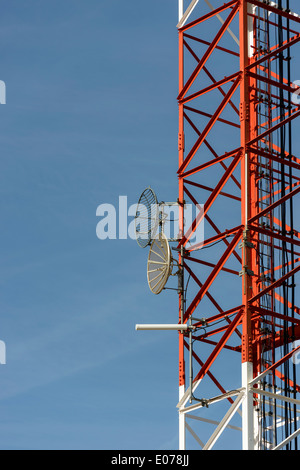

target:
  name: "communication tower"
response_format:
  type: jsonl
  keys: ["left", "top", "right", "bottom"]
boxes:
{"left": 136, "top": 0, "right": 300, "bottom": 450}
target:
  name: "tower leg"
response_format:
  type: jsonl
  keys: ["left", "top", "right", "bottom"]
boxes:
{"left": 242, "top": 362, "right": 254, "bottom": 450}
{"left": 179, "top": 385, "right": 186, "bottom": 450}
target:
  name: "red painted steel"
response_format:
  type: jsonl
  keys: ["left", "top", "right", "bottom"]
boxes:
{"left": 177, "top": 0, "right": 300, "bottom": 447}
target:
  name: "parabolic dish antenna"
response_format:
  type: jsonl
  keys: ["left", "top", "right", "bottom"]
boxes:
{"left": 135, "top": 187, "right": 160, "bottom": 248}
{"left": 147, "top": 233, "right": 173, "bottom": 295}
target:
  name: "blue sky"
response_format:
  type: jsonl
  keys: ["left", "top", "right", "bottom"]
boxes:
{"left": 0, "top": 0, "right": 299, "bottom": 451}
{"left": 0, "top": 0, "right": 181, "bottom": 450}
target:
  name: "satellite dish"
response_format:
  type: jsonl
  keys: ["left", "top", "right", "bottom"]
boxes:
{"left": 147, "top": 233, "right": 173, "bottom": 295}
{"left": 135, "top": 187, "right": 160, "bottom": 248}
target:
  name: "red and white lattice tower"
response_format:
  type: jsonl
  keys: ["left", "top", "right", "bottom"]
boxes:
{"left": 176, "top": 0, "right": 300, "bottom": 450}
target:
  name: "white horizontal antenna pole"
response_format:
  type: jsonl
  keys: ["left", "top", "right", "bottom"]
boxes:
{"left": 136, "top": 324, "right": 189, "bottom": 331}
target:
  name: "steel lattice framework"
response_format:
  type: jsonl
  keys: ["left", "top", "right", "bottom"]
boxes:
{"left": 176, "top": 0, "right": 300, "bottom": 450}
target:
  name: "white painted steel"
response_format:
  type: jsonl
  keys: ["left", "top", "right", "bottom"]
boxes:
{"left": 202, "top": 392, "right": 245, "bottom": 450}
{"left": 177, "top": 0, "right": 239, "bottom": 49}
{"left": 250, "top": 387, "right": 300, "bottom": 408}
{"left": 177, "top": 0, "right": 199, "bottom": 28}
{"left": 185, "top": 422, "right": 204, "bottom": 448}
{"left": 242, "top": 362, "right": 255, "bottom": 450}
{"left": 186, "top": 413, "right": 242, "bottom": 432}
{"left": 178, "top": 0, "right": 184, "bottom": 22}
{"left": 273, "top": 427, "right": 300, "bottom": 451}
{"left": 135, "top": 324, "right": 188, "bottom": 331}
{"left": 204, "top": 0, "right": 239, "bottom": 45}
{"left": 179, "top": 384, "right": 186, "bottom": 450}
{"left": 177, "top": 379, "right": 202, "bottom": 409}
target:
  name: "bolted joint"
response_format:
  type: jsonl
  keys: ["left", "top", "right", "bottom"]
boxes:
{"left": 242, "top": 334, "right": 253, "bottom": 364}
{"left": 239, "top": 267, "right": 254, "bottom": 277}
{"left": 240, "top": 102, "right": 250, "bottom": 122}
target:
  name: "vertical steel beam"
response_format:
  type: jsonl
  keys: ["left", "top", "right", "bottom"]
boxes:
{"left": 239, "top": 0, "right": 256, "bottom": 450}
{"left": 175, "top": 0, "right": 300, "bottom": 450}
{"left": 178, "top": 25, "right": 186, "bottom": 450}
